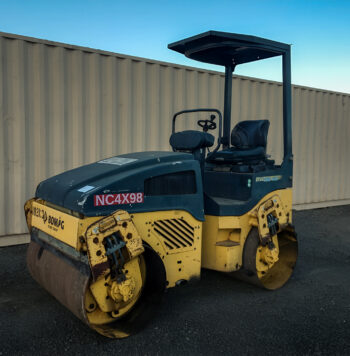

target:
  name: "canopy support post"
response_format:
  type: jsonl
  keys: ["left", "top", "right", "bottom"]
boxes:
{"left": 222, "top": 64, "right": 235, "bottom": 149}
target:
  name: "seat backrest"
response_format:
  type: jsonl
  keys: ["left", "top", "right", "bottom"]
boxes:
{"left": 170, "top": 130, "right": 214, "bottom": 152}
{"left": 231, "top": 120, "right": 270, "bottom": 149}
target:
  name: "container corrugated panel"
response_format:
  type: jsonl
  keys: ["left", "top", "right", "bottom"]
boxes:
{"left": 0, "top": 32, "right": 349, "bottom": 236}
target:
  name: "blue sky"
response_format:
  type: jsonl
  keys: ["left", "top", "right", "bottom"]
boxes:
{"left": 0, "top": 0, "right": 349, "bottom": 93}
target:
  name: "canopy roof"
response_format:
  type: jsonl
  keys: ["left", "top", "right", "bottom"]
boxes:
{"left": 168, "top": 31, "right": 290, "bottom": 67}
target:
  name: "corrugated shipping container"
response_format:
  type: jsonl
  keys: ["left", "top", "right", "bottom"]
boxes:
{"left": 0, "top": 32, "right": 349, "bottom": 237}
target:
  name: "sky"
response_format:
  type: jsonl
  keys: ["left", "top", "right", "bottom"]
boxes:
{"left": 0, "top": 0, "right": 349, "bottom": 93}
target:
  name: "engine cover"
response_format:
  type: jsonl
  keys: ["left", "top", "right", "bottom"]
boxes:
{"left": 35, "top": 151, "right": 204, "bottom": 220}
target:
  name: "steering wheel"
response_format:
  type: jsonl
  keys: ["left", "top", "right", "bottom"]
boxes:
{"left": 197, "top": 115, "right": 217, "bottom": 132}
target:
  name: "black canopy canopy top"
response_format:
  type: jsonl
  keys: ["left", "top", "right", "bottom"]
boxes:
{"left": 168, "top": 30, "right": 290, "bottom": 67}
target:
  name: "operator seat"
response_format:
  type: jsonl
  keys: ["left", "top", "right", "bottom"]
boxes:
{"left": 207, "top": 120, "right": 270, "bottom": 163}
{"left": 169, "top": 130, "right": 214, "bottom": 165}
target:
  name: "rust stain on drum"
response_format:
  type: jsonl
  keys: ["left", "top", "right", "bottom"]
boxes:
{"left": 91, "top": 261, "right": 110, "bottom": 281}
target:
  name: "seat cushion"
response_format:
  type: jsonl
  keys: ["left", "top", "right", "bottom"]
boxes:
{"left": 207, "top": 146, "right": 265, "bottom": 163}
{"left": 231, "top": 120, "right": 270, "bottom": 149}
{"left": 170, "top": 130, "right": 214, "bottom": 151}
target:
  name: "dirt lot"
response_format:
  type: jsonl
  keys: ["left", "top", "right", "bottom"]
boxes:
{"left": 0, "top": 205, "right": 349, "bottom": 355}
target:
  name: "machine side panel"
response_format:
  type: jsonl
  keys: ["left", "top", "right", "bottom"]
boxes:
{"left": 132, "top": 210, "right": 202, "bottom": 288}
{"left": 204, "top": 165, "right": 292, "bottom": 216}
{"left": 201, "top": 188, "right": 293, "bottom": 272}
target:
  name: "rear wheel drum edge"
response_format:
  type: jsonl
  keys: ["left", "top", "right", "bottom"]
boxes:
{"left": 233, "top": 227, "right": 298, "bottom": 290}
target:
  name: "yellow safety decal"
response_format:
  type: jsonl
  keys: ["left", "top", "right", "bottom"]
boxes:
{"left": 31, "top": 201, "right": 79, "bottom": 248}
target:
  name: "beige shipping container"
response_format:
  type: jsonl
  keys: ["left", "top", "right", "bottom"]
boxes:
{"left": 0, "top": 32, "right": 349, "bottom": 241}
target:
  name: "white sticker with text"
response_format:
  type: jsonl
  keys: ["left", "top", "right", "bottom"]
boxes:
{"left": 78, "top": 185, "right": 95, "bottom": 193}
{"left": 98, "top": 157, "right": 138, "bottom": 166}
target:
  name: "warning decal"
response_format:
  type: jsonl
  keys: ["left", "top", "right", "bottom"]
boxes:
{"left": 94, "top": 192, "right": 144, "bottom": 206}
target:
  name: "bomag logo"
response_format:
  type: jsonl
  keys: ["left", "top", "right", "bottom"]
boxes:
{"left": 33, "top": 206, "right": 65, "bottom": 230}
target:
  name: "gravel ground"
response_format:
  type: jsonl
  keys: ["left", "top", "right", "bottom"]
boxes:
{"left": 0, "top": 205, "right": 350, "bottom": 356}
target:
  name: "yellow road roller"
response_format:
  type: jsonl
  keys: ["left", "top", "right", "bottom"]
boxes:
{"left": 25, "top": 31, "right": 298, "bottom": 338}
